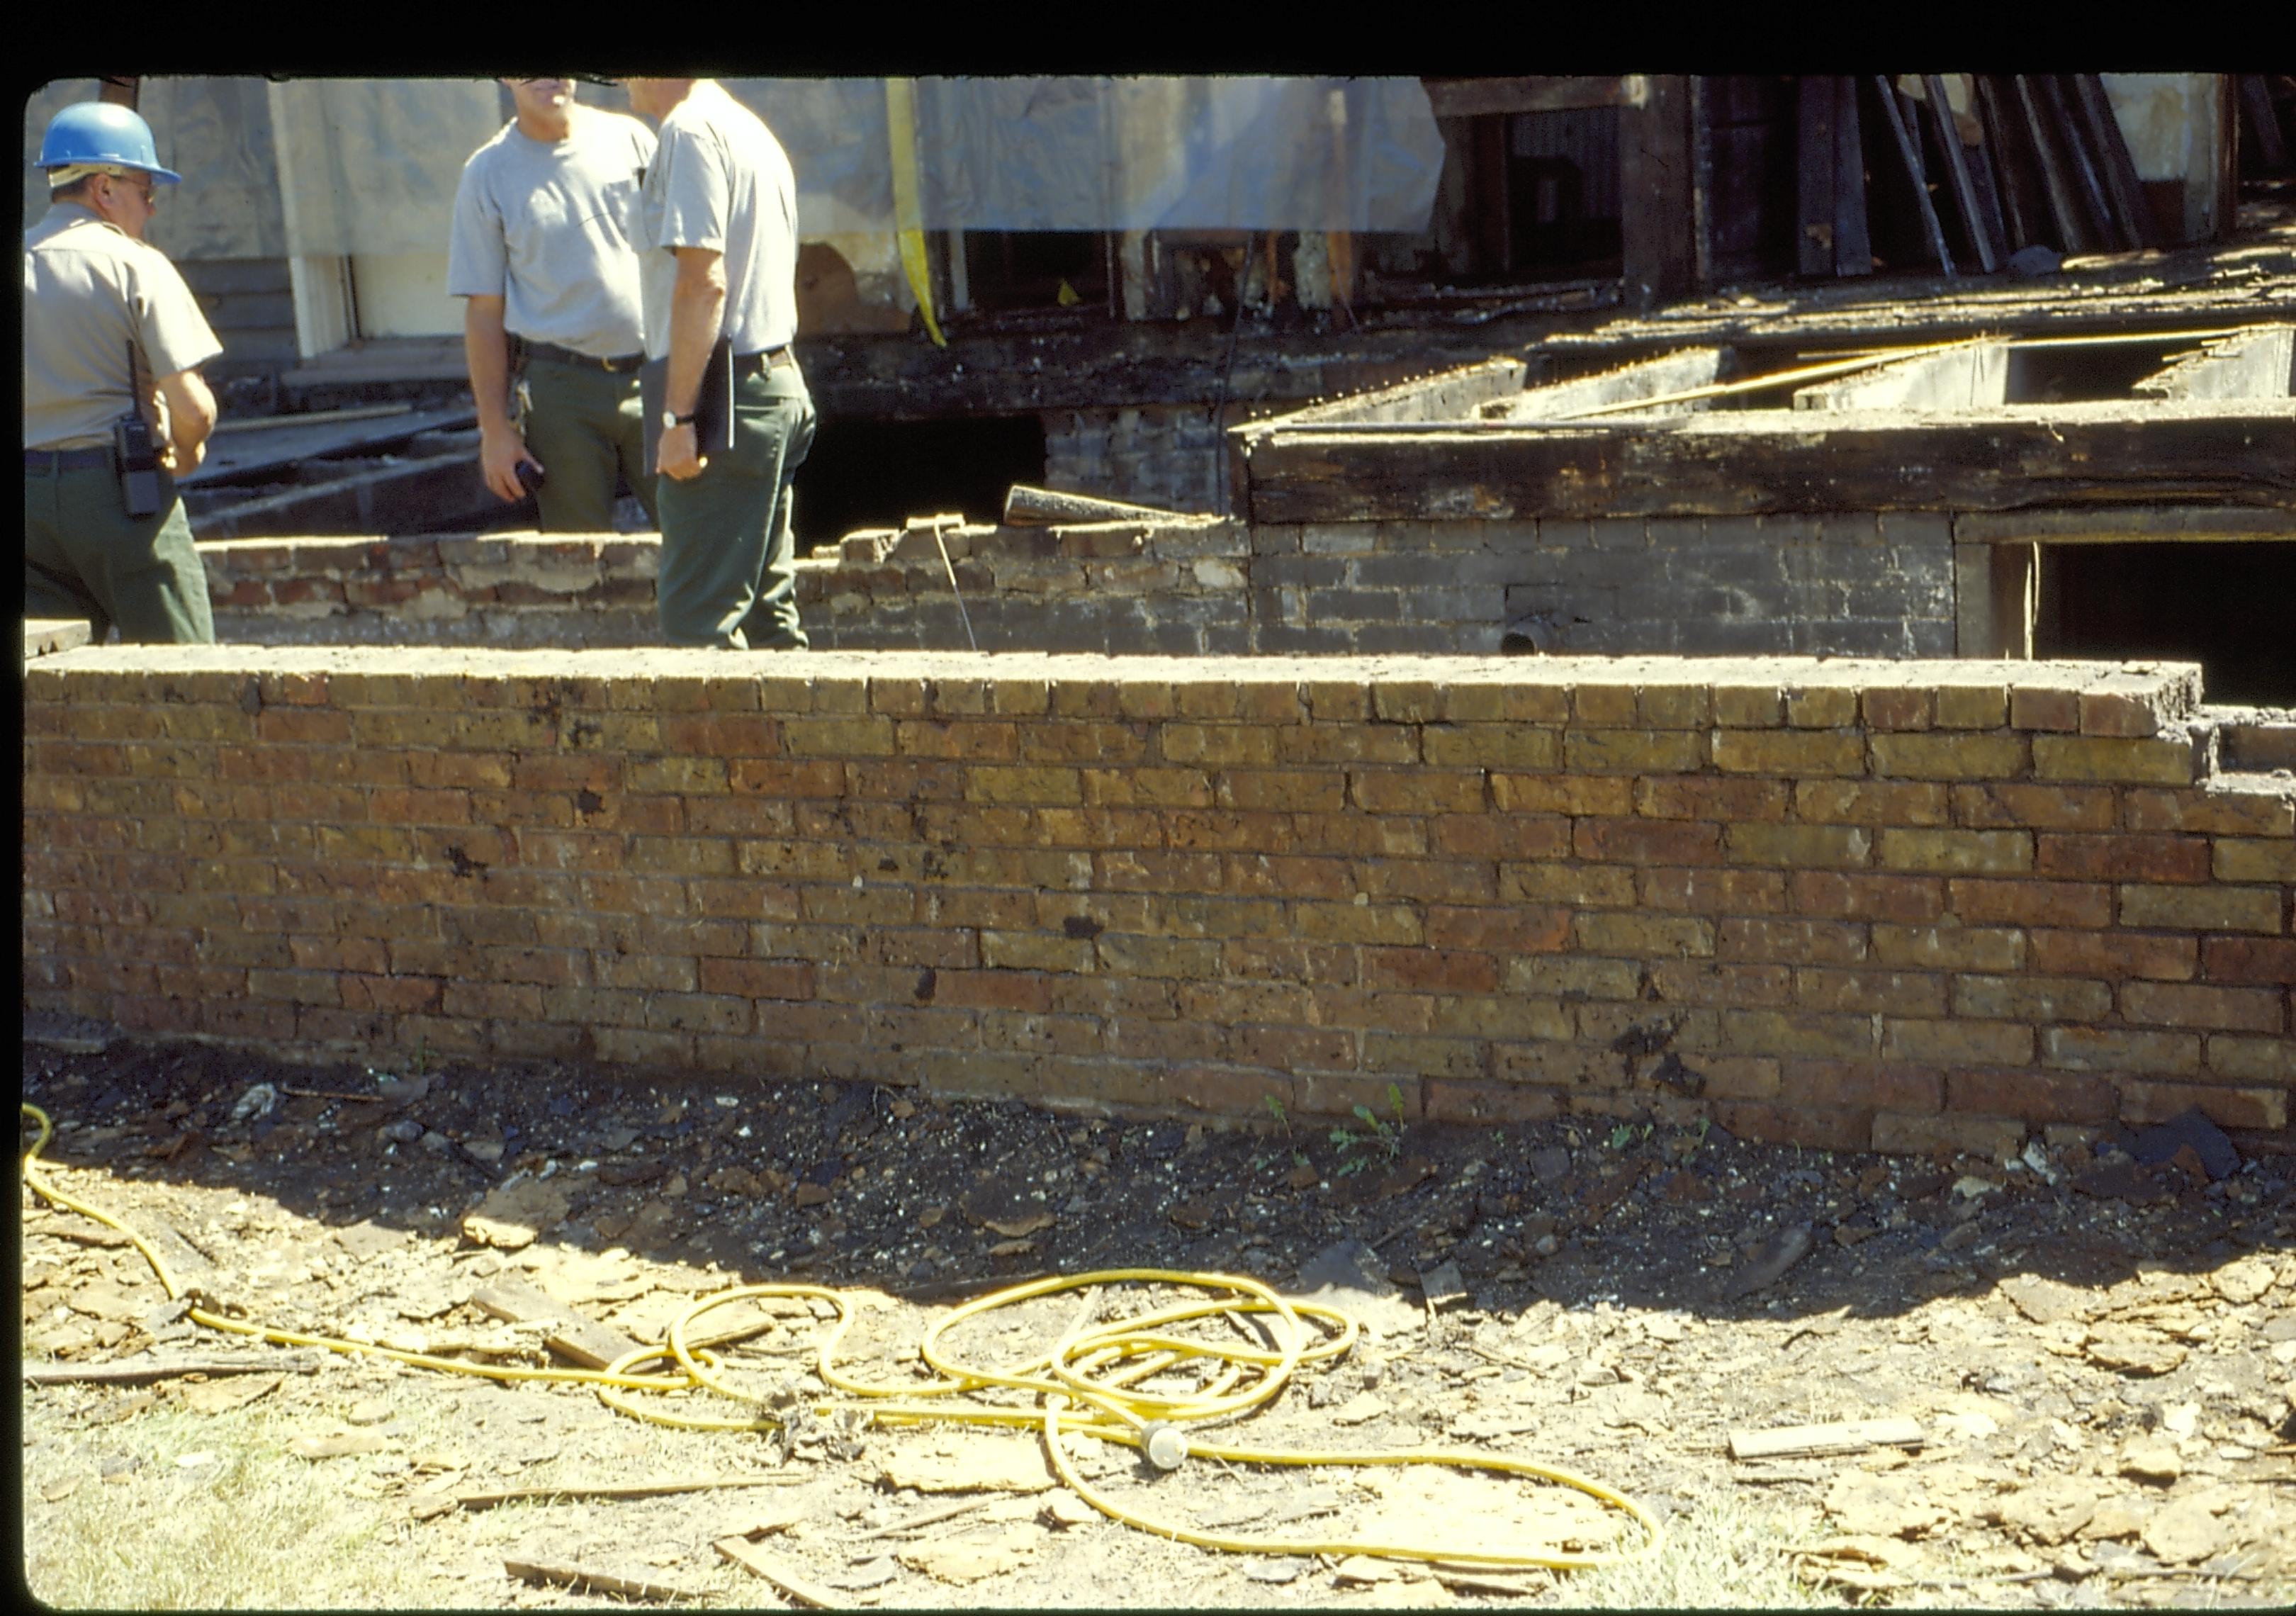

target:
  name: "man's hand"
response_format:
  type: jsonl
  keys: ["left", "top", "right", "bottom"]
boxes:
{"left": 656, "top": 420, "right": 707, "bottom": 481}
{"left": 480, "top": 423, "right": 544, "bottom": 503}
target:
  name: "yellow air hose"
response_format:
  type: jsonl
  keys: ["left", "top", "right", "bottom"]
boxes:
{"left": 21, "top": 1101, "right": 1660, "bottom": 1572}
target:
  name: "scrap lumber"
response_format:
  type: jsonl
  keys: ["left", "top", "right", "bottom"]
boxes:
{"left": 714, "top": 1534, "right": 848, "bottom": 1607}
{"left": 2132, "top": 326, "right": 2295, "bottom": 403}
{"left": 1729, "top": 1417, "right": 1925, "bottom": 1461}
{"left": 469, "top": 1275, "right": 645, "bottom": 1371}
{"left": 502, "top": 1558, "right": 702, "bottom": 1603}
{"left": 456, "top": 1476, "right": 803, "bottom": 1511}
{"left": 23, "top": 1354, "right": 324, "bottom": 1386}
{"left": 1002, "top": 484, "right": 1177, "bottom": 526}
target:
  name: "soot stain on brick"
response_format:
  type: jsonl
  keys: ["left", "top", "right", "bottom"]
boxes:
{"left": 565, "top": 719, "right": 603, "bottom": 748}
{"left": 442, "top": 845, "right": 488, "bottom": 880}
{"left": 913, "top": 967, "right": 938, "bottom": 1004}
{"left": 1062, "top": 915, "right": 1104, "bottom": 940}
{"left": 1611, "top": 1014, "right": 1684, "bottom": 1079}
{"left": 574, "top": 789, "right": 604, "bottom": 816}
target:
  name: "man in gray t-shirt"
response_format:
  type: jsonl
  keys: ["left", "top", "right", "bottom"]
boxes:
{"left": 625, "top": 77, "right": 812, "bottom": 651}
{"left": 447, "top": 77, "right": 658, "bottom": 532}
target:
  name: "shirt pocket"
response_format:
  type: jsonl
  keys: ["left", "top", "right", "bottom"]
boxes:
{"left": 504, "top": 185, "right": 572, "bottom": 262}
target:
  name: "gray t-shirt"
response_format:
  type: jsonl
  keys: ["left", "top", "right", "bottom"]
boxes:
{"left": 447, "top": 106, "right": 655, "bottom": 357}
{"left": 638, "top": 80, "right": 799, "bottom": 359}
{"left": 22, "top": 203, "right": 223, "bottom": 450}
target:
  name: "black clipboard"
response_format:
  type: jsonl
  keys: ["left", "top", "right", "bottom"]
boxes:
{"left": 641, "top": 335, "right": 735, "bottom": 475}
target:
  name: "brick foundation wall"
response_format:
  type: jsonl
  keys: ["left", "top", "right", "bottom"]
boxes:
{"left": 1042, "top": 405, "right": 1229, "bottom": 515}
{"left": 22, "top": 650, "right": 2292, "bottom": 1152}
{"left": 201, "top": 511, "right": 1954, "bottom": 660}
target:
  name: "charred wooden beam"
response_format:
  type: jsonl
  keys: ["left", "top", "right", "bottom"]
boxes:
{"left": 1244, "top": 401, "right": 2296, "bottom": 524}
{"left": 1422, "top": 77, "right": 1636, "bottom": 119}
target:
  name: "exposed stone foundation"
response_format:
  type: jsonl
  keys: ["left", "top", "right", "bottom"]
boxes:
{"left": 22, "top": 649, "right": 2292, "bottom": 1152}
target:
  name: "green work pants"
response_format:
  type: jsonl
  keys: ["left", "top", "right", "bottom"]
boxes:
{"left": 655, "top": 364, "right": 814, "bottom": 651}
{"left": 23, "top": 461, "right": 214, "bottom": 644}
{"left": 519, "top": 357, "right": 658, "bottom": 533}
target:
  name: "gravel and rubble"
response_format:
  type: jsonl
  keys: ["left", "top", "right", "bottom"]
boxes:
{"left": 19, "top": 1038, "right": 2296, "bottom": 1609}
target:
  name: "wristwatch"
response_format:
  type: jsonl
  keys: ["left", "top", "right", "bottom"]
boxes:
{"left": 660, "top": 408, "right": 697, "bottom": 430}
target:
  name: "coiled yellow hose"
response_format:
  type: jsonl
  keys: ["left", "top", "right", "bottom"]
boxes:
{"left": 22, "top": 1101, "right": 1660, "bottom": 1571}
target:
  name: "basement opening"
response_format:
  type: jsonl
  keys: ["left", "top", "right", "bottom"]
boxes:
{"left": 2035, "top": 539, "right": 2296, "bottom": 706}
{"left": 792, "top": 413, "right": 1049, "bottom": 551}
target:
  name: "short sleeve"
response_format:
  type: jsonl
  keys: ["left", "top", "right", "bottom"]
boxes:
{"left": 445, "top": 151, "right": 508, "bottom": 298}
{"left": 655, "top": 124, "right": 728, "bottom": 253}
{"left": 130, "top": 254, "right": 223, "bottom": 378}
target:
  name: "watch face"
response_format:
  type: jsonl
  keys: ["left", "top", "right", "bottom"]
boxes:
{"left": 660, "top": 410, "right": 680, "bottom": 430}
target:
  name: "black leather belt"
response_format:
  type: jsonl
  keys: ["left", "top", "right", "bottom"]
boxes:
{"left": 24, "top": 447, "right": 113, "bottom": 472}
{"left": 735, "top": 347, "right": 796, "bottom": 375}
{"left": 522, "top": 340, "right": 644, "bottom": 373}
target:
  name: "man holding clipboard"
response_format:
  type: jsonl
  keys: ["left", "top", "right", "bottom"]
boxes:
{"left": 625, "top": 78, "right": 813, "bottom": 650}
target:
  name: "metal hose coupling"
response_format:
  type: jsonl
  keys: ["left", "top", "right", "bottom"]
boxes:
{"left": 1139, "top": 1419, "right": 1189, "bottom": 1471}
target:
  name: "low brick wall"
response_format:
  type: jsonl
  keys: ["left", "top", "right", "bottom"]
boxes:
{"left": 21, "top": 649, "right": 2292, "bottom": 1152}
{"left": 199, "top": 511, "right": 1954, "bottom": 660}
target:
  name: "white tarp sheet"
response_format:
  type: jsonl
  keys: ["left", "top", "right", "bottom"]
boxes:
{"left": 29, "top": 76, "right": 1442, "bottom": 262}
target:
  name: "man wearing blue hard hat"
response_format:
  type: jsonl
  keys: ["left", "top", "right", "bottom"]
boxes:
{"left": 23, "top": 99, "right": 222, "bottom": 644}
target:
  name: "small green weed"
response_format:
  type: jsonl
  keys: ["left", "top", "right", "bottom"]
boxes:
{"left": 1329, "top": 1082, "right": 1407, "bottom": 1176}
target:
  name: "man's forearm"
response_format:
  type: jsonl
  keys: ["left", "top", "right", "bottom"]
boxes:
{"left": 665, "top": 252, "right": 727, "bottom": 418}
{"left": 463, "top": 297, "right": 517, "bottom": 432}
{"left": 157, "top": 370, "right": 217, "bottom": 462}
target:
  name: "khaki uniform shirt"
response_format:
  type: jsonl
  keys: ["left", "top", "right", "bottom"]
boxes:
{"left": 638, "top": 80, "right": 800, "bottom": 360}
{"left": 23, "top": 203, "right": 222, "bottom": 450}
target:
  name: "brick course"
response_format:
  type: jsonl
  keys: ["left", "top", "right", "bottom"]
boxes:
{"left": 21, "top": 650, "right": 2292, "bottom": 1152}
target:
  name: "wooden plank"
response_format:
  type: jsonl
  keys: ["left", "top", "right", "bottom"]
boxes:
{"left": 1796, "top": 77, "right": 1838, "bottom": 279}
{"left": 1977, "top": 76, "right": 2047, "bottom": 252}
{"left": 1832, "top": 76, "right": 1872, "bottom": 277}
{"left": 1621, "top": 75, "right": 1696, "bottom": 308}
{"left": 1244, "top": 402, "right": 2296, "bottom": 523}
{"left": 2239, "top": 74, "right": 2289, "bottom": 171}
{"left": 2014, "top": 74, "right": 2101, "bottom": 254}
{"left": 714, "top": 1534, "right": 848, "bottom": 1608}
{"left": 2071, "top": 74, "right": 2154, "bottom": 249}
{"left": 1493, "top": 347, "right": 1728, "bottom": 421}
{"left": 23, "top": 1354, "right": 324, "bottom": 1386}
{"left": 2039, "top": 74, "right": 2129, "bottom": 252}
{"left": 1729, "top": 1417, "right": 1925, "bottom": 1461}
{"left": 1925, "top": 77, "right": 1999, "bottom": 274}
{"left": 1875, "top": 77, "right": 1955, "bottom": 278}
{"left": 1422, "top": 77, "right": 1631, "bottom": 119}
{"left": 183, "top": 404, "right": 471, "bottom": 486}
{"left": 1953, "top": 503, "right": 2296, "bottom": 545}
{"left": 458, "top": 1477, "right": 804, "bottom": 1510}
{"left": 1002, "top": 486, "right": 1179, "bottom": 525}
{"left": 503, "top": 1558, "right": 702, "bottom": 1603}
{"left": 2132, "top": 325, "right": 2295, "bottom": 403}
{"left": 1794, "top": 341, "right": 2010, "bottom": 410}
{"left": 470, "top": 1276, "right": 646, "bottom": 1372}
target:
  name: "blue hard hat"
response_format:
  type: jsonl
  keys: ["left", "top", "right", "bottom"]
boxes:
{"left": 36, "top": 101, "right": 181, "bottom": 184}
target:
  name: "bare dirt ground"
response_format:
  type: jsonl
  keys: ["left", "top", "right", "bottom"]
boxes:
{"left": 18, "top": 1036, "right": 2296, "bottom": 1610}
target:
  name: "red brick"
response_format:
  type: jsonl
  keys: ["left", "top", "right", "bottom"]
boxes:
{"left": 1424, "top": 1080, "right": 1563, "bottom": 1123}
{"left": 1790, "top": 870, "right": 1945, "bottom": 922}
{"left": 1715, "top": 1101, "right": 1872, "bottom": 1152}
{"left": 2035, "top": 833, "right": 2210, "bottom": 884}
{"left": 2117, "top": 1080, "right": 2287, "bottom": 1131}
{"left": 1639, "top": 867, "right": 1789, "bottom": 914}
{"left": 1363, "top": 948, "right": 1501, "bottom": 994}
{"left": 1950, "top": 782, "right": 2117, "bottom": 831}
{"left": 1573, "top": 817, "right": 1722, "bottom": 865}
{"left": 1777, "top": 1059, "right": 1942, "bottom": 1116}
{"left": 2120, "top": 981, "right": 2285, "bottom": 1033}
{"left": 1944, "top": 1067, "right": 2117, "bottom": 1122}
{"left": 1947, "top": 878, "right": 2113, "bottom": 929}
{"left": 2028, "top": 929, "right": 2196, "bottom": 982}
{"left": 2201, "top": 936, "right": 2296, "bottom": 986}
{"left": 695, "top": 959, "right": 816, "bottom": 1000}
{"left": 1634, "top": 777, "right": 1789, "bottom": 821}
{"left": 1422, "top": 905, "right": 1572, "bottom": 953}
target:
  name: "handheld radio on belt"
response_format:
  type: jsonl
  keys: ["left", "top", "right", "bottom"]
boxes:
{"left": 113, "top": 340, "right": 164, "bottom": 519}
